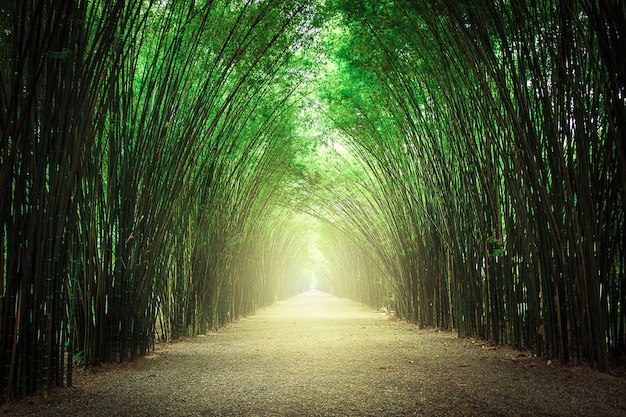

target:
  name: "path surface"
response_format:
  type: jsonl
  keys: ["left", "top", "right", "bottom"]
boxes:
{"left": 3, "top": 290, "right": 626, "bottom": 416}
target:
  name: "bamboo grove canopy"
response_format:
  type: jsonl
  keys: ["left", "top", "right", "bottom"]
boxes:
{"left": 1, "top": 0, "right": 624, "bottom": 399}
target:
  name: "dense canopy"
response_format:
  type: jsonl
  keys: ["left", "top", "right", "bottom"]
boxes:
{"left": 1, "top": 0, "right": 624, "bottom": 399}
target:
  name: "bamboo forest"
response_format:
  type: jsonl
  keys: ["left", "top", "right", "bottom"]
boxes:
{"left": 1, "top": 0, "right": 625, "bottom": 401}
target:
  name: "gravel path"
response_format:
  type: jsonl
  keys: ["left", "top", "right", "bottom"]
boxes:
{"left": 3, "top": 290, "right": 626, "bottom": 416}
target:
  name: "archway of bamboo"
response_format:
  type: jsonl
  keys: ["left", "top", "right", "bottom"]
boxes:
{"left": 1, "top": 0, "right": 624, "bottom": 399}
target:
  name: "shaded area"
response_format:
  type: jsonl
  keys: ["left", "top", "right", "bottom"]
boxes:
{"left": 3, "top": 291, "right": 625, "bottom": 416}
{"left": 2, "top": 0, "right": 625, "bottom": 399}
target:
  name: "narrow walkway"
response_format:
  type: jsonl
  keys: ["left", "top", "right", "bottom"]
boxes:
{"left": 4, "top": 290, "right": 626, "bottom": 416}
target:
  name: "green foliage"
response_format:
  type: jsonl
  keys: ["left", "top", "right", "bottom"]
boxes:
{"left": 1, "top": 0, "right": 624, "bottom": 400}
{"left": 0, "top": 0, "right": 326, "bottom": 398}
{"left": 321, "top": 0, "right": 625, "bottom": 371}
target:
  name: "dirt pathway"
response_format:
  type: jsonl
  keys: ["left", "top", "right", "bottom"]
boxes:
{"left": 3, "top": 290, "right": 626, "bottom": 416}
